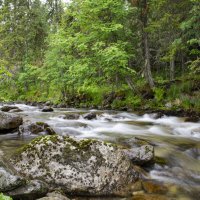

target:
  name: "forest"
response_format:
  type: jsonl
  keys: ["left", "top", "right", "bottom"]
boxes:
{"left": 0, "top": 0, "right": 199, "bottom": 112}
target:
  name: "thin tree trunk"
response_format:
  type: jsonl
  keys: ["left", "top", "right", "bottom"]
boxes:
{"left": 129, "top": 0, "right": 154, "bottom": 88}
{"left": 181, "top": 53, "right": 185, "bottom": 75}
{"left": 144, "top": 32, "right": 154, "bottom": 88}
{"left": 170, "top": 57, "right": 175, "bottom": 80}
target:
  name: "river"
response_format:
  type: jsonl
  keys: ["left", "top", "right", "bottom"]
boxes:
{"left": 0, "top": 104, "right": 200, "bottom": 199}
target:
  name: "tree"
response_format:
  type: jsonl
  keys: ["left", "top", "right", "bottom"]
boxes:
{"left": 44, "top": 0, "right": 137, "bottom": 99}
{"left": 130, "top": 0, "right": 154, "bottom": 88}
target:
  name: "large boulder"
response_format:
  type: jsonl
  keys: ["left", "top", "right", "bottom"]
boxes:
{"left": 0, "top": 112, "right": 23, "bottom": 133}
{"left": 11, "top": 135, "right": 138, "bottom": 196}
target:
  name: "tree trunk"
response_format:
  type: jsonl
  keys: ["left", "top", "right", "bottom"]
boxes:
{"left": 170, "top": 57, "right": 175, "bottom": 80}
{"left": 142, "top": 0, "right": 154, "bottom": 88}
{"left": 144, "top": 31, "right": 155, "bottom": 88}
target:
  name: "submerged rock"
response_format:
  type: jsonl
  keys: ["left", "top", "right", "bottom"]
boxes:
{"left": 0, "top": 112, "right": 23, "bottom": 133}
{"left": 63, "top": 113, "right": 80, "bottom": 120}
{"left": 11, "top": 135, "right": 138, "bottom": 196}
{"left": 8, "top": 108, "right": 23, "bottom": 113}
{"left": 1, "top": 105, "right": 19, "bottom": 112}
{"left": 42, "top": 106, "right": 54, "bottom": 112}
{"left": 132, "top": 194, "right": 170, "bottom": 200}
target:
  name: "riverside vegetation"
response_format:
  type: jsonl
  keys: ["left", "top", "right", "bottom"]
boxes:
{"left": 0, "top": 0, "right": 199, "bottom": 113}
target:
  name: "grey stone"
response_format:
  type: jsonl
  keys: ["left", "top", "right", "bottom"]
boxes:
{"left": 0, "top": 112, "right": 23, "bottom": 133}
{"left": 0, "top": 157, "right": 25, "bottom": 192}
{"left": 37, "top": 191, "right": 70, "bottom": 200}
{"left": 124, "top": 145, "right": 154, "bottom": 165}
{"left": 42, "top": 106, "right": 54, "bottom": 112}
{"left": 11, "top": 135, "right": 138, "bottom": 196}
{"left": 19, "top": 123, "right": 43, "bottom": 135}
{"left": 8, "top": 108, "right": 23, "bottom": 113}
{"left": 83, "top": 112, "right": 96, "bottom": 120}
{"left": 63, "top": 113, "right": 80, "bottom": 120}
{"left": 7, "top": 180, "right": 48, "bottom": 199}
{"left": 18, "top": 122, "right": 56, "bottom": 136}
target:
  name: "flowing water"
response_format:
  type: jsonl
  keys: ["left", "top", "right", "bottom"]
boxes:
{"left": 0, "top": 104, "right": 200, "bottom": 199}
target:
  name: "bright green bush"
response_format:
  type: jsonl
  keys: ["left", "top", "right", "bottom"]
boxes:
{"left": 0, "top": 193, "right": 12, "bottom": 200}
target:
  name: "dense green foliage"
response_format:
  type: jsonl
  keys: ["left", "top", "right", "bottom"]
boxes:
{"left": 0, "top": 0, "right": 199, "bottom": 111}
{"left": 0, "top": 193, "right": 12, "bottom": 200}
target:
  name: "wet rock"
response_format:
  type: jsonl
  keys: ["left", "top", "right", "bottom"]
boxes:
{"left": 8, "top": 108, "right": 23, "bottom": 113}
{"left": 0, "top": 157, "right": 25, "bottom": 192}
{"left": 124, "top": 145, "right": 154, "bottom": 165}
{"left": 132, "top": 194, "right": 170, "bottom": 200}
{"left": 154, "top": 156, "right": 168, "bottom": 166}
{"left": 19, "top": 123, "right": 43, "bottom": 135}
{"left": 37, "top": 191, "right": 70, "bottom": 200}
{"left": 63, "top": 113, "right": 80, "bottom": 120}
{"left": 45, "top": 101, "right": 52, "bottom": 106}
{"left": 123, "top": 137, "right": 152, "bottom": 148}
{"left": 30, "top": 102, "right": 38, "bottom": 107}
{"left": 1, "top": 105, "right": 19, "bottom": 112}
{"left": 7, "top": 180, "right": 48, "bottom": 200}
{"left": 142, "top": 180, "right": 168, "bottom": 194}
{"left": 153, "top": 112, "right": 164, "bottom": 119}
{"left": 185, "top": 116, "right": 199, "bottom": 122}
{"left": 185, "top": 148, "right": 200, "bottom": 160}
{"left": 11, "top": 135, "right": 138, "bottom": 196}
{"left": 45, "top": 127, "right": 56, "bottom": 135}
{"left": 42, "top": 106, "right": 54, "bottom": 112}
{"left": 0, "top": 112, "right": 23, "bottom": 133}
{"left": 130, "top": 180, "right": 143, "bottom": 192}
{"left": 83, "top": 112, "right": 96, "bottom": 120}
{"left": 19, "top": 122, "right": 56, "bottom": 136}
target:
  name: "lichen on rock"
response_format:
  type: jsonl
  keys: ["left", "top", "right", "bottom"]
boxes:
{"left": 10, "top": 135, "right": 138, "bottom": 196}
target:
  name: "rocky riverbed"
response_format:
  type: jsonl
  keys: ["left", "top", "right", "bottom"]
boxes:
{"left": 0, "top": 103, "right": 200, "bottom": 200}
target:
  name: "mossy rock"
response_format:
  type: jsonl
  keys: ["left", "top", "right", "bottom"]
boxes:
{"left": 10, "top": 135, "right": 138, "bottom": 196}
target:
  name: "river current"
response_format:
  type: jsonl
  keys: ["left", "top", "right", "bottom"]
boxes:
{"left": 0, "top": 104, "right": 200, "bottom": 199}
